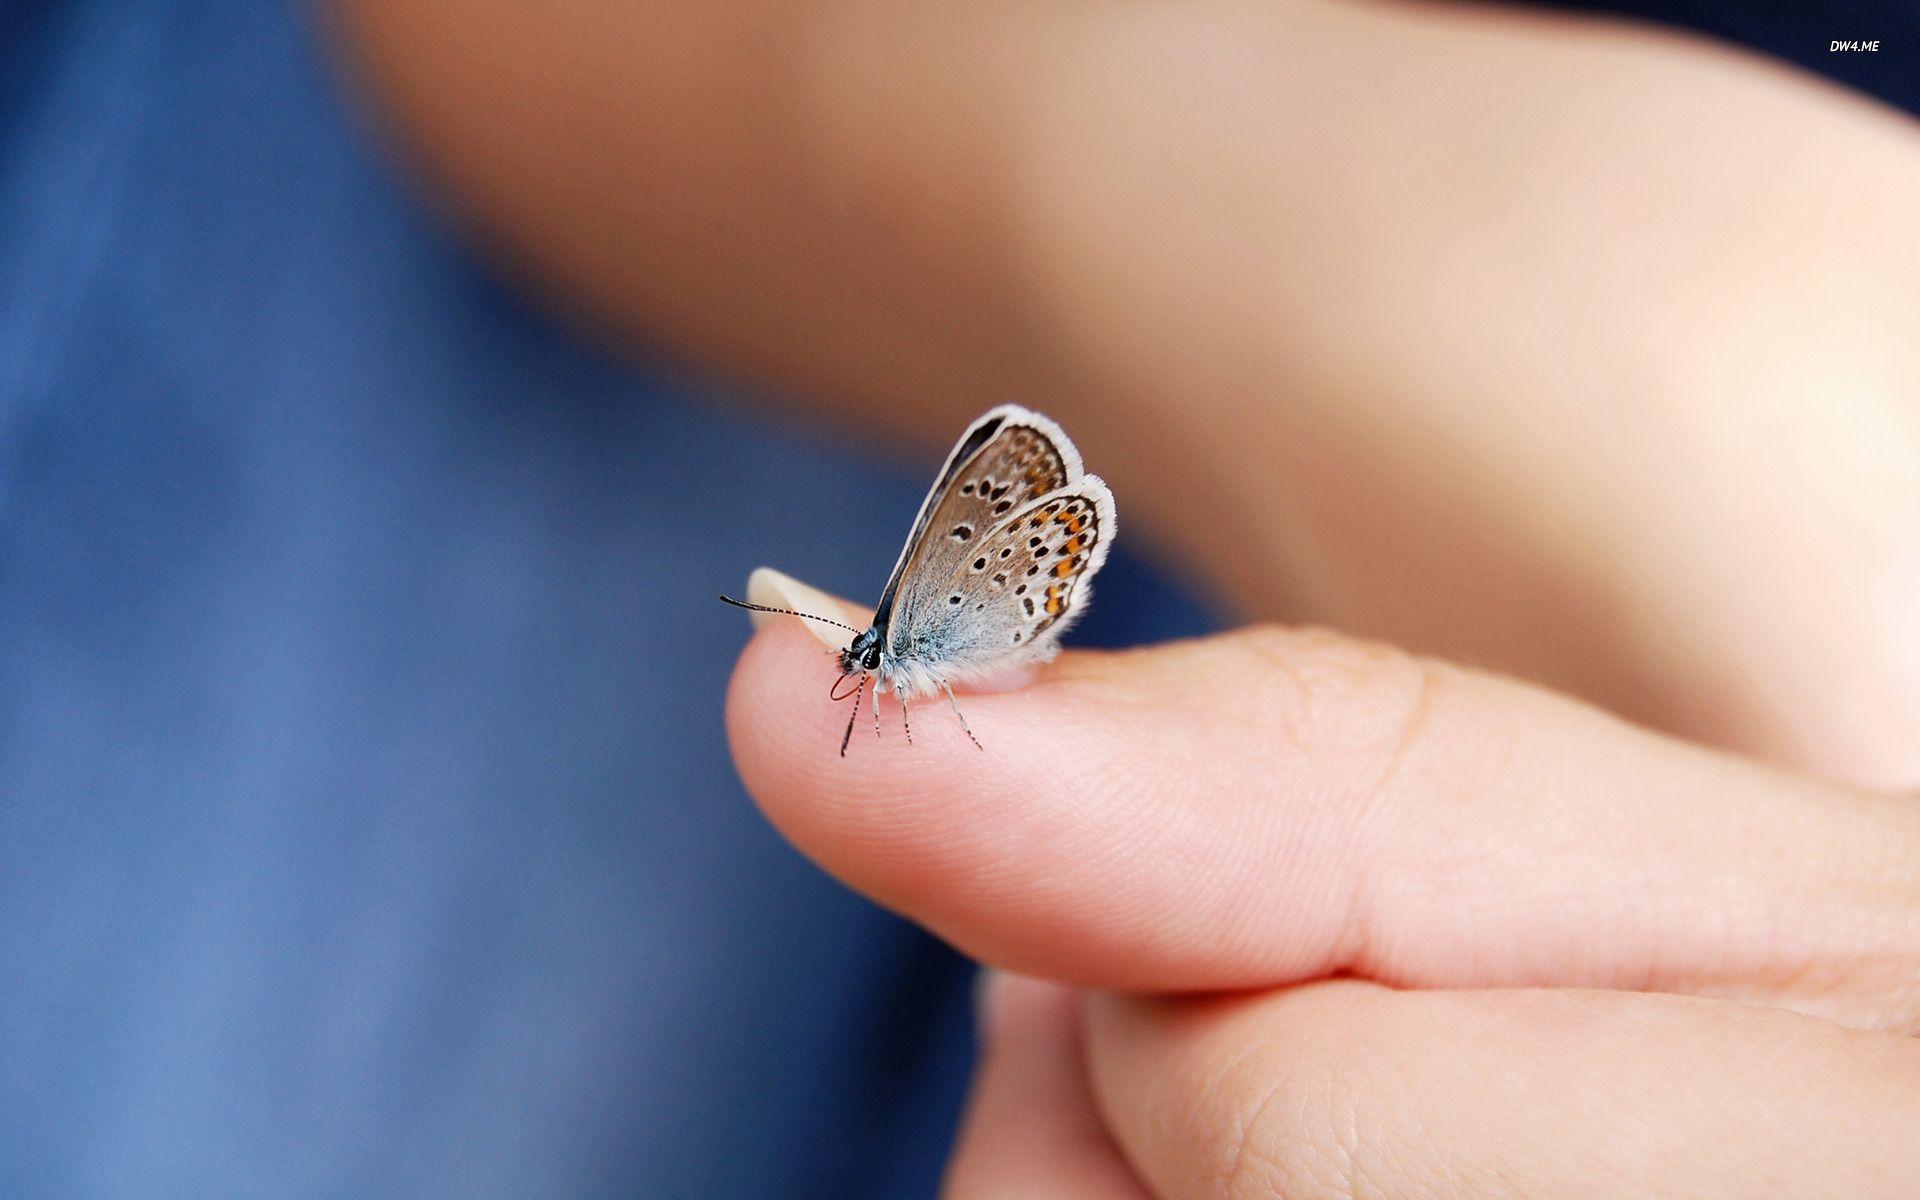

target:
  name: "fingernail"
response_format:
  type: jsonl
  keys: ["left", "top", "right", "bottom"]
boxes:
{"left": 972, "top": 966, "right": 1001, "bottom": 1043}
{"left": 745, "top": 566, "right": 858, "bottom": 649}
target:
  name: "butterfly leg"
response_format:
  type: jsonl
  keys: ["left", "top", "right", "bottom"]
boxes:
{"left": 900, "top": 695, "right": 913, "bottom": 746}
{"left": 840, "top": 676, "right": 866, "bottom": 757}
{"left": 941, "top": 681, "right": 985, "bottom": 751}
{"left": 873, "top": 679, "right": 883, "bottom": 739}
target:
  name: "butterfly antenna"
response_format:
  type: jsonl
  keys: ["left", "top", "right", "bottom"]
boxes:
{"left": 942, "top": 681, "right": 985, "bottom": 751}
{"left": 841, "top": 676, "right": 865, "bottom": 757}
{"left": 718, "top": 594, "right": 862, "bottom": 636}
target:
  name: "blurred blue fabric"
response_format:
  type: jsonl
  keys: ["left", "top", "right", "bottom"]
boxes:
{"left": 2, "top": 0, "right": 1910, "bottom": 1195}
{"left": 0, "top": 1, "right": 1220, "bottom": 1195}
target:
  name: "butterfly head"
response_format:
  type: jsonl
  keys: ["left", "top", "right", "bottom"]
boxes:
{"left": 839, "top": 626, "right": 886, "bottom": 678}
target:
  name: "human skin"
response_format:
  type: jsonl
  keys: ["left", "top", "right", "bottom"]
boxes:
{"left": 728, "top": 586, "right": 1920, "bottom": 1196}
{"left": 323, "top": 0, "right": 1920, "bottom": 1191}
{"left": 327, "top": 0, "right": 1920, "bottom": 787}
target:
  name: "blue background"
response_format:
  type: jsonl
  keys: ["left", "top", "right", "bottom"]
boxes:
{"left": 0, "top": 2, "right": 1216, "bottom": 1194}
{"left": 0, "top": 0, "right": 1908, "bottom": 1195}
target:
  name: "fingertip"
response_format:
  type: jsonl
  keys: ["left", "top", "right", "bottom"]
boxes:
{"left": 724, "top": 618, "right": 1147, "bottom": 978}
{"left": 724, "top": 615, "right": 826, "bottom": 773}
{"left": 722, "top": 567, "right": 871, "bottom": 767}
{"left": 724, "top": 612, "right": 995, "bottom": 870}
{"left": 976, "top": 970, "right": 1082, "bottom": 1049}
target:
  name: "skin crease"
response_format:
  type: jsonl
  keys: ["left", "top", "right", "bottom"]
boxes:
{"left": 730, "top": 617, "right": 1920, "bottom": 1032}
{"left": 954, "top": 978, "right": 1920, "bottom": 1199}
{"left": 731, "top": 614, "right": 1920, "bottom": 1198}
{"left": 1082, "top": 983, "right": 1920, "bottom": 1199}
{"left": 325, "top": 0, "right": 1920, "bottom": 788}
{"left": 322, "top": 2, "right": 1920, "bottom": 1194}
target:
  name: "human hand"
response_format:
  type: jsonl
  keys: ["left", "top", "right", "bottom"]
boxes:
{"left": 726, "top": 574, "right": 1920, "bottom": 1196}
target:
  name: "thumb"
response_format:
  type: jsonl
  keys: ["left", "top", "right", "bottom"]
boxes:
{"left": 726, "top": 569, "right": 1920, "bottom": 1028}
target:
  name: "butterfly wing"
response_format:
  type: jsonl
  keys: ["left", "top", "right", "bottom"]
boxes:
{"left": 883, "top": 478, "right": 1116, "bottom": 696}
{"left": 873, "top": 405, "right": 1082, "bottom": 630}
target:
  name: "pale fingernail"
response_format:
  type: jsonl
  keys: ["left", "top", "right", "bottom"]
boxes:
{"left": 972, "top": 967, "right": 1002, "bottom": 1042}
{"left": 745, "top": 566, "right": 858, "bottom": 649}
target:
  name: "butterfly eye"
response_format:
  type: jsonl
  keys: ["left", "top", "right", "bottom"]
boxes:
{"left": 862, "top": 646, "right": 882, "bottom": 671}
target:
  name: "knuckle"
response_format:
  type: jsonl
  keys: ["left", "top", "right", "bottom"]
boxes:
{"left": 1230, "top": 624, "right": 1445, "bottom": 797}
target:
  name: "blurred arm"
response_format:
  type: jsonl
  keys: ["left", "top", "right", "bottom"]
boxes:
{"left": 327, "top": 0, "right": 1920, "bottom": 786}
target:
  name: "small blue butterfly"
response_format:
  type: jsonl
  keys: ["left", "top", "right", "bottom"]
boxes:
{"left": 724, "top": 406, "right": 1116, "bottom": 754}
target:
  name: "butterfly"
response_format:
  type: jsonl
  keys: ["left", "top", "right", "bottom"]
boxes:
{"left": 723, "top": 405, "right": 1116, "bottom": 754}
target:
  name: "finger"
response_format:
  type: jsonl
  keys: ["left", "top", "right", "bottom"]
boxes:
{"left": 1085, "top": 981, "right": 1920, "bottom": 1200}
{"left": 727, "top": 577, "right": 1920, "bottom": 1028}
{"left": 941, "top": 973, "right": 1153, "bottom": 1200}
